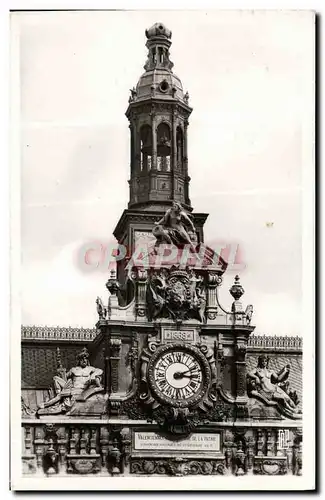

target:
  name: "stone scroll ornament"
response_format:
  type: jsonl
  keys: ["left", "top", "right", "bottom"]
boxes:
{"left": 37, "top": 348, "right": 104, "bottom": 416}
{"left": 146, "top": 268, "right": 207, "bottom": 323}
{"left": 246, "top": 355, "right": 302, "bottom": 419}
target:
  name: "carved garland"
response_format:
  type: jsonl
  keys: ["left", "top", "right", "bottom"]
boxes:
{"left": 130, "top": 458, "right": 226, "bottom": 476}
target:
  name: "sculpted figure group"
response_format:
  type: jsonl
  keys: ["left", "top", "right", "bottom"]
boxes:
{"left": 146, "top": 203, "right": 206, "bottom": 322}
{"left": 38, "top": 348, "right": 103, "bottom": 415}
{"left": 146, "top": 269, "right": 207, "bottom": 323}
{"left": 152, "top": 201, "right": 197, "bottom": 252}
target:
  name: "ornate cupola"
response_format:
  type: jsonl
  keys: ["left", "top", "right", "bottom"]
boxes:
{"left": 125, "top": 22, "right": 192, "bottom": 211}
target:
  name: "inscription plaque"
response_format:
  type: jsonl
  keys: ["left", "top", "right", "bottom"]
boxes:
{"left": 134, "top": 432, "right": 220, "bottom": 452}
{"left": 162, "top": 329, "right": 195, "bottom": 343}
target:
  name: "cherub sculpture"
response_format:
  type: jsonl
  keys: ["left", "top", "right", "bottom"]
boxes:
{"left": 96, "top": 296, "right": 107, "bottom": 320}
{"left": 245, "top": 305, "right": 253, "bottom": 325}
{"left": 129, "top": 87, "right": 137, "bottom": 102}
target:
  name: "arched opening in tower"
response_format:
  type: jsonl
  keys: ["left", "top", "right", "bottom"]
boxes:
{"left": 140, "top": 124, "right": 152, "bottom": 172}
{"left": 157, "top": 122, "right": 171, "bottom": 172}
{"left": 158, "top": 47, "right": 164, "bottom": 64}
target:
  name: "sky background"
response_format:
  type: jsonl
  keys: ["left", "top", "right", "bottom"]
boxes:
{"left": 14, "top": 10, "right": 314, "bottom": 335}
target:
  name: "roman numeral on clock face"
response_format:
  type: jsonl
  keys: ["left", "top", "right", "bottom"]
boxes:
{"left": 157, "top": 379, "right": 168, "bottom": 391}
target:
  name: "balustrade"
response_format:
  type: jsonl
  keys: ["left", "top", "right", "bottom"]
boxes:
{"left": 248, "top": 335, "right": 302, "bottom": 351}
{"left": 21, "top": 421, "right": 302, "bottom": 477}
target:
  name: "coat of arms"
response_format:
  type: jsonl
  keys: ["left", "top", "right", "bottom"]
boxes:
{"left": 146, "top": 269, "right": 206, "bottom": 322}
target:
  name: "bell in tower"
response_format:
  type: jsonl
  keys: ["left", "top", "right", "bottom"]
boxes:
{"left": 156, "top": 122, "right": 171, "bottom": 172}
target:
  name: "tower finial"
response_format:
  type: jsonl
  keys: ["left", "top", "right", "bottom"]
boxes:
{"left": 143, "top": 22, "right": 174, "bottom": 72}
{"left": 145, "top": 23, "right": 172, "bottom": 40}
{"left": 230, "top": 275, "right": 245, "bottom": 301}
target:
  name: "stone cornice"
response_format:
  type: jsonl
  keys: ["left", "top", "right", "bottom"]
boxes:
{"left": 21, "top": 326, "right": 303, "bottom": 353}
{"left": 247, "top": 335, "right": 302, "bottom": 353}
{"left": 113, "top": 208, "right": 209, "bottom": 241}
{"left": 21, "top": 325, "right": 99, "bottom": 343}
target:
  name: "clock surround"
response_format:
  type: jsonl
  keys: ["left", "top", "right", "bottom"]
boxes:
{"left": 147, "top": 343, "right": 211, "bottom": 408}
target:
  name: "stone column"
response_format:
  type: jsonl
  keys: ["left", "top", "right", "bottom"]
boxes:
{"left": 172, "top": 114, "right": 177, "bottom": 172}
{"left": 257, "top": 429, "right": 264, "bottom": 456}
{"left": 293, "top": 429, "right": 302, "bottom": 475}
{"left": 109, "top": 338, "right": 122, "bottom": 394}
{"left": 57, "top": 426, "right": 68, "bottom": 469}
{"left": 135, "top": 268, "right": 148, "bottom": 318}
{"left": 171, "top": 109, "right": 177, "bottom": 199}
{"left": 133, "top": 118, "right": 141, "bottom": 174}
{"left": 223, "top": 430, "right": 234, "bottom": 474}
{"left": 100, "top": 426, "right": 109, "bottom": 468}
{"left": 151, "top": 111, "right": 157, "bottom": 171}
{"left": 234, "top": 343, "right": 248, "bottom": 403}
{"left": 183, "top": 119, "right": 189, "bottom": 176}
{"left": 129, "top": 123, "right": 134, "bottom": 174}
{"left": 206, "top": 272, "right": 221, "bottom": 320}
{"left": 183, "top": 120, "right": 190, "bottom": 205}
{"left": 129, "top": 123, "right": 135, "bottom": 204}
{"left": 266, "top": 430, "right": 275, "bottom": 456}
{"left": 246, "top": 435, "right": 255, "bottom": 473}
{"left": 90, "top": 427, "right": 97, "bottom": 455}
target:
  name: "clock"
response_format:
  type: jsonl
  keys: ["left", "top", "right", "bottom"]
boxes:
{"left": 147, "top": 344, "right": 211, "bottom": 407}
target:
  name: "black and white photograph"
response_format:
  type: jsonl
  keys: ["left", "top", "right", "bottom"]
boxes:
{"left": 10, "top": 8, "right": 315, "bottom": 491}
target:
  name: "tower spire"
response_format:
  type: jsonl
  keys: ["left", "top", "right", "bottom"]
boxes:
{"left": 125, "top": 22, "right": 192, "bottom": 212}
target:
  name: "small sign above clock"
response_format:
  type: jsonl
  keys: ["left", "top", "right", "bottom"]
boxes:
{"left": 162, "top": 329, "right": 195, "bottom": 343}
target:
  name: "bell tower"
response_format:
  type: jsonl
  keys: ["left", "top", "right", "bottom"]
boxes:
{"left": 114, "top": 23, "right": 208, "bottom": 289}
{"left": 126, "top": 22, "right": 192, "bottom": 210}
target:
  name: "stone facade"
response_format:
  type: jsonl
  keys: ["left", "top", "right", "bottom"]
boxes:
{"left": 21, "top": 22, "right": 302, "bottom": 478}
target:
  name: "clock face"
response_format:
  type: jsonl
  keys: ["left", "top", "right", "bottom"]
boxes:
{"left": 154, "top": 350, "right": 202, "bottom": 400}
{"left": 148, "top": 344, "right": 210, "bottom": 407}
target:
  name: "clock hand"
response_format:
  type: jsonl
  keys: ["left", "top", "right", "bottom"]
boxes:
{"left": 179, "top": 367, "right": 197, "bottom": 375}
{"left": 173, "top": 370, "right": 198, "bottom": 380}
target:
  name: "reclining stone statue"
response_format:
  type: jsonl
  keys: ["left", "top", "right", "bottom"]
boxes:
{"left": 38, "top": 348, "right": 103, "bottom": 415}
{"left": 247, "top": 355, "right": 300, "bottom": 417}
